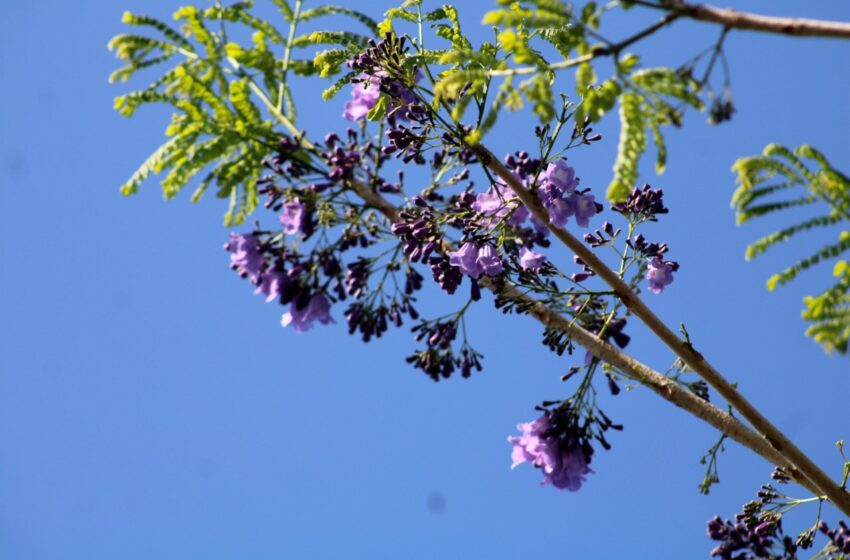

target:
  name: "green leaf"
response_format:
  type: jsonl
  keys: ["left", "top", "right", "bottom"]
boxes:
{"left": 366, "top": 94, "right": 390, "bottom": 121}
{"left": 732, "top": 144, "right": 850, "bottom": 354}
{"left": 292, "top": 30, "right": 370, "bottom": 49}
{"left": 322, "top": 71, "right": 356, "bottom": 101}
{"left": 299, "top": 5, "right": 379, "bottom": 34}
{"left": 607, "top": 92, "right": 645, "bottom": 202}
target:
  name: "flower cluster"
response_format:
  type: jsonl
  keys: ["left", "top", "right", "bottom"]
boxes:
{"left": 703, "top": 484, "right": 838, "bottom": 560}
{"left": 536, "top": 159, "right": 601, "bottom": 228}
{"left": 630, "top": 232, "right": 680, "bottom": 295}
{"left": 508, "top": 403, "right": 621, "bottom": 491}
{"left": 282, "top": 293, "right": 334, "bottom": 333}
{"left": 706, "top": 512, "right": 796, "bottom": 559}
{"left": 447, "top": 242, "right": 503, "bottom": 279}
{"left": 407, "top": 318, "right": 483, "bottom": 381}
{"left": 225, "top": 232, "right": 339, "bottom": 333}
{"left": 508, "top": 409, "right": 593, "bottom": 491}
{"left": 612, "top": 183, "right": 669, "bottom": 222}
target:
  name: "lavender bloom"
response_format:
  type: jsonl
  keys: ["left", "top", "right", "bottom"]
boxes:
{"left": 225, "top": 232, "right": 263, "bottom": 281}
{"left": 544, "top": 160, "right": 578, "bottom": 195}
{"left": 255, "top": 269, "right": 288, "bottom": 302}
{"left": 279, "top": 200, "right": 305, "bottom": 235}
{"left": 570, "top": 193, "right": 599, "bottom": 228}
{"left": 508, "top": 412, "right": 592, "bottom": 491}
{"left": 448, "top": 242, "right": 483, "bottom": 279}
{"left": 342, "top": 74, "right": 381, "bottom": 121}
{"left": 519, "top": 247, "right": 546, "bottom": 271}
{"left": 647, "top": 256, "right": 675, "bottom": 294}
{"left": 281, "top": 293, "right": 334, "bottom": 333}
{"left": 473, "top": 184, "right": 529, "bottom": 227}
{"left": 547, "top": 197, "right": 576, "bottom": 228}
{"left": 476, "top": 244, "right": 503, "bottom": 276}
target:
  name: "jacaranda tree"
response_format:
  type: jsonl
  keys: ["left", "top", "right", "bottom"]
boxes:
{"left": 109, "top": 0, "right": 850, "bottom": 556}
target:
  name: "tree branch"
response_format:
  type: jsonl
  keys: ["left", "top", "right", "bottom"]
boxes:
{"left": 487, "top": 12, "right": 680, "bottom": 77}
{"left": 643, "top": 0, "right": 850, "bottom": 39}
{"left": 471, "top": 146, "right": 850, "bottom": 516}
{"left": 347, "top": 179, "right": 820, "bottom": 496}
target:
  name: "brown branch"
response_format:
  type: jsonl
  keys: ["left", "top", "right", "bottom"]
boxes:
{"left": 348, "top": 179, "right": 820, "bottom": 496}
{"left": 643, "top": 0, "right": 850, "bottom": 39}
{"left": 488, "top": 12, "right": 680, "bottom": 77}
{"left": 470, "top": 146, "right": 850, "bottom": 517}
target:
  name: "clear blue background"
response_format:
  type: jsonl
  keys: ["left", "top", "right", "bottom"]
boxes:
{"left": 1, "top": 1, "right": 848, "bottom": 558}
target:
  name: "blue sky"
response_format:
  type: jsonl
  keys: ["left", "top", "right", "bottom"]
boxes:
{"left": 1, "top": 1, "right": 848, "bottom": 558}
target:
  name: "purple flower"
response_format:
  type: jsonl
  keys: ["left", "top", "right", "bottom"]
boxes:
{"left": 547, "top": 196, "right": 576, "bottom": 228}
{"left": 519, "top": 247, "right": 546, "bottom": 271}
{"left": 281, "top": 293, "right": 334, "bottom": 333}
{"left": 647, "top": 256, "right": 675, "bottom": 294}
{"left": 570, "top": 193, "right": 599, "bottom": 228}
{"left": 508, "top": 412, "right": 592, "bottom": 491}
{"left": 342, "top": 75, "right": 381, "bottom": 121}
{"left": 255, "top": 269, "right": 288, "bottom": 302}
{"left": 448, "top": 242, "right": 483, "bottom": 279}
{"left": 476, "top": 244, "right": 503, "bottom": 276}
{"left": 279, "top": 199, "right": 305, "bottom": 235}
{"left": 473, "top": 184, "right": 528, "bottom": 227}
{"left": 544, "top": 160, "right": 577, "bottom": 195}
{"left": 225, "top": 232, "right": 263, "bottom": 281}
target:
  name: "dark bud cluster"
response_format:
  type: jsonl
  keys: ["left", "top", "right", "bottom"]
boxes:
{"left": 571, "top": 115, "right": 603, "bottom": 145}
{"left": 323, "top": 129, "right": 366, "bottom": 183}
{"left": 384, "top": 124, "right": 429, "bottom": 164}
{"left": 629, "top": 234, "right": 676, "bottom": 264}
{"left": 770, "top": 467, "right": 791, "bottom": 485}
{"left": 818, "top": 520, "right": 850, "bottom": 555}
{"left": 261, "top": 134, "right": 313, "bottom": 179}
{"left": 706, "top": 513, "right": 795, "bottom": 559}
{"left": 349, "top": 32, "right": 411, "bottom": 82}
{"left": 707, "top": 488, "right": 808, "bottom": 559}
{"left": 709, "top": 90, "right": 736, "bottom": 125}
{"left": 542, "top": 327, "right": 575, "bottom": 357}
{"left": 504, "top": 150, "right": 542, "bottom": 181}
{"left": 584, "top": 221, "right": 620, "bottom": 248}
{"left": 391, "top": 200, "right": 468, "bottom": 295}
{"left": 539, "top": 400, "right": 622, "bottom": 457}
{"left": 429, "top": 256, "right": 464, "bottom": 295}
{"left": 571, "top": 255, "right": 597, "bottom": 283}
{"left": 345, "top": 298, "right": 418, "bottom": 343}
{"left": 407, "top": 319, "right": 483, "bottom": 381}
{"left": 612, "top": 184, "right": 669, "bottom": 222}
{"left": 391, "top": 199, "right": 442, "bottom": 264}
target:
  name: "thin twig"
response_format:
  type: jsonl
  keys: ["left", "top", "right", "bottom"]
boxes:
{"left": 487, "top": 13, "right": 680, "bottom": 77}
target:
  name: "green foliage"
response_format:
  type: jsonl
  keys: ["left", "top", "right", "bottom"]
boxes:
{"left": 299, "top": 6, "right": 379, "bottom": 34}
{"left": 604, "top": 68, "right": 703, "bottom": 202}
{"left": 476, "top": 1, "right": 710, "bottom": 201}
{"left": 110, "top": 1, "right": 381, "bottom": 226}
{"left": 607, "top": 92, "right": 645, "bottom": 202}
{"left": 802, "top": 261, "right": 850, "bottom": 355}
{"left": 733, "top": 144, "right": 850, "bottom": 355}
{"left": 482, "top": 0, "right": 572, "bottom": 28}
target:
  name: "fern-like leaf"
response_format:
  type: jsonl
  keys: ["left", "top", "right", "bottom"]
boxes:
{"left": 732, "top": 144, "right": 850, "bottom": 355}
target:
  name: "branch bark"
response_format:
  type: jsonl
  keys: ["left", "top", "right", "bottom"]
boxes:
{"left": 471, "top": 146, "right": 850, "bottom": 517}
{"left": 646, "top": 0, "right": 850, "bottom": 39}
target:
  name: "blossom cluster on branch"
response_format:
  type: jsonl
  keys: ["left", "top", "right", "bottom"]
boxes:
{"left": 110, "top": 0, "right": 850, "bottom": 555}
